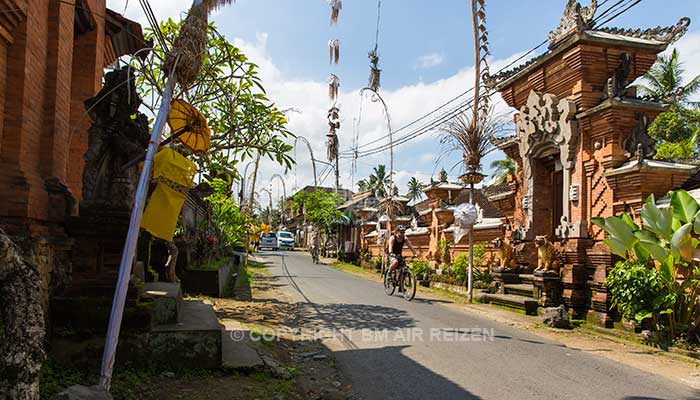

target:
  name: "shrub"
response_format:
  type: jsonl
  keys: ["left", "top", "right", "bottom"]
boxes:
{"left": 410, "top": 259, "right": 431, "bottom": 279}
{"left": 373, "top": 256, "right": 382, "bottom": 269}
{"left": 594, "top": 190, "right": 700, "bottom": 342}
{"left": 604, "top": 259, "right": 663, "bottom": 324}
{"left": 436, "top": 239, "right": 451, "bottom": 266}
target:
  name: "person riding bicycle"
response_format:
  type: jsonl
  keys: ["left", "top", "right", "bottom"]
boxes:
{"left": 309, "top": 226, "right": 320, "bottom": 258}
{"left": 387, "top": 225, "right": 417, "bottom": 275}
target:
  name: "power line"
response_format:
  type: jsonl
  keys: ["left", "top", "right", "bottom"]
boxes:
{"left": 343, "top": 0, "right": 644, "bottom": 159}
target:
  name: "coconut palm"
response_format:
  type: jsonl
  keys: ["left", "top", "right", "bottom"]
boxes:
{"left": 367, "top": 164, "right": 392, "bottom": 197}
{"left": 636, "top": 49, "right": 700, "bottom": 106}
{"left": 357, "top": 179, "right": 370, "bottom": 193}
{"left": 406, "top": 177, "right": 425, "bottom": 202}
{"left": 490, "top": 158, "right": 517, "bottom": 185}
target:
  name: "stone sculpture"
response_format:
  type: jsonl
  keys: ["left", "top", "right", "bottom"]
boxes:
{"left": 82, "top": 67, "right": 149, "bottom": 211}
{"left": 491, "top": 237, "right": 517, "bottom": 271}
{"left": 534, "top": 235, "right": 562, "bottom": 276}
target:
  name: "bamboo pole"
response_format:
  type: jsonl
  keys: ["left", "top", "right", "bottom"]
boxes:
{"left": 99, "top": 78, "right": 175, "bottom": 389}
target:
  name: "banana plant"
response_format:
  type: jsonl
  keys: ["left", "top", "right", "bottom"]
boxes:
{"left": 592, "top": 190, "right": 700, "bottom": 265}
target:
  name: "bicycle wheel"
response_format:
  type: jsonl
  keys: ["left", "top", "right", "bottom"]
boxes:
{"left": 402, "top": 270, "right": 417, "bottom": 301}
{"left": 384, "top": 270, "right": 396, "bottom": 296}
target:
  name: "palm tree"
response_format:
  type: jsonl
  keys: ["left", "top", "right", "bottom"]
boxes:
{"left": 490, "top": 158, "right": 517, "bottom": 185}
{"left": 636, "top": 49, "right": 700, "bottom": 106}
{"left": 406, "top": 177, "right": 425, "bottom": 202}
{"left": 368, "top": 164, "right": 391, "bottom": 197}
{"left": 357, "top": 179, "right": 370, "bottom": 193}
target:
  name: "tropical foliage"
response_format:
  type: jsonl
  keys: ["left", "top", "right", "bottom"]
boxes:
{"left": 291, "top": 189, "right": 348, "bottom": 250}
{"left": 593, "top": 190, "right": 700, "bottom": 342}
{"left": 436, "top": 238, "right": 452, "bottom": 266}
{"left": 406, "top": 177, "right": 425, "bottom": 202}
{"left": 358, "top": 165, "right": 392, "bottom": 197}
{"left": 205, "top": 179, "right": 249, "bottom": 252}
{"left": 136, "top": 20, "right": 294, "bottom": 185}
{"left": 636, "top": 49, "right": 700, "bottom": 106}
{"left": 635, "top": 49, "right": 700, "bottom": 160}
{"left": 489, "top": 158, "right": 517, "bottom": 185}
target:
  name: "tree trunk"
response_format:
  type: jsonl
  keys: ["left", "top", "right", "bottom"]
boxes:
{"left": 0, "top": 229, "right": 46, "bottom": 400}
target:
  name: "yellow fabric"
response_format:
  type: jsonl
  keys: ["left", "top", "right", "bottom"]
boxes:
{"left": 168, "top": 99, "right": 211, "bottom": 153}
{"left": 141, "top": 183, "right": 186, "bottom": 241}
{"left": 152, "top": 148, "right": 196, "bottom": 188}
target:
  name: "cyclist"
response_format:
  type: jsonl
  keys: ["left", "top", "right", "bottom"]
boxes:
{"left": 309, "top": 226, "right": 320, "bottom": 262}
{"left": 387, "top": 225, "right": 417, "bottom": 276}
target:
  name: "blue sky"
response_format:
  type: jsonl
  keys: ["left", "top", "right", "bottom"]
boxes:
{"left": 110, "top": 0, "right": 700, "bottom": 203}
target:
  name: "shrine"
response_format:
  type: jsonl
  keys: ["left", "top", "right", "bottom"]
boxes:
{"left": 484, "top": 0, "right": 698, "bottom": 325}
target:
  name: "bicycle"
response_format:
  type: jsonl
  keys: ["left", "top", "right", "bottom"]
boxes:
{"left": 383, "top": 255, "right": 417, "bottom": 301}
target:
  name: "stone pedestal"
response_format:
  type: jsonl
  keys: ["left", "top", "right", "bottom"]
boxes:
{"left": 533, "top": 275, "right": 563, "bottom": 307}
{"left": 491, "top": 271, "right": 522, "bottom": 294}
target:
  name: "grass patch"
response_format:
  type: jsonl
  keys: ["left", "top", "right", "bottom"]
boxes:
{"left": 40, "top": 357, "right": 217, "bottom": 400}
{"left": 188, "top": 257, "right": 228, "bottom": 271}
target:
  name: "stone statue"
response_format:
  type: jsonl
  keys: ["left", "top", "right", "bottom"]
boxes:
{"left": 605, "top": 52, "right": 632, "bottom": 99}
{"left": 491, "top": 237, "right": 517, "bottom": 271}
{"left": 622, "top": 113, "right": 656, "bottom": 160}
{"left": 534, "top": 235, "right": 562, "bottom": 276}
{"left": 82, "top": 67, "right": 150, "bottom": 212}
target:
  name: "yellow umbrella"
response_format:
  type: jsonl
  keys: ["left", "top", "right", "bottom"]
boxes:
{"left": 167, "top": 99, "right": 211, "bottom": 153}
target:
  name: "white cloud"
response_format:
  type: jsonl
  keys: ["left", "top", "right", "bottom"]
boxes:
{"left": 415, "top": 52, "right": 445, "bottom": 70}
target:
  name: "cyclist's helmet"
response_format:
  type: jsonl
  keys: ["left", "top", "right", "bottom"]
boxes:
{"left": 396, "top": 225, "right": 406, "bottom": 232}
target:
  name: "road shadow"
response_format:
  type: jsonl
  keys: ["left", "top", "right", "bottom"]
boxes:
{"left": 336, "top": 345, "right": 482, "bottom": 399}
{"left": 289, "top": 302, "right": 416, "bottom": 332}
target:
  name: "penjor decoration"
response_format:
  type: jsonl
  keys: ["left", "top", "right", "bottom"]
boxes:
{"left": 329, "top": 39, "right": 340, "bottom": 64}
{"left": 327, "top": 106, "right": 341, "bottom": 162}
{"left": 328, "top": 74, "right": 340, "bottom": 102}
{"left": 328, "top": 0, "right": 342, "bottom": 25}
{"left": 368, "top": 48, "right": 381, "bottom": 92}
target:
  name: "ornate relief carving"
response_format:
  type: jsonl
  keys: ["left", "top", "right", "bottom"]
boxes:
{"left": 597, "top": 17, "right": 691, "bottom": 45}
{"left": 605, "top": 52, "right": 632, "bottom": 99}
{"left": 548, "top": 0, "right": 597, "bottom": 48}
{"left": 515, "top": 91, "right": 580, "bottom": 240}
{"left": 622, "top": 113, "right": 657, "bottom": 160}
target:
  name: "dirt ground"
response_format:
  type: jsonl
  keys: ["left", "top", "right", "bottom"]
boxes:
{"left": 139, "top": 260, "right": 356, "bottom": 400}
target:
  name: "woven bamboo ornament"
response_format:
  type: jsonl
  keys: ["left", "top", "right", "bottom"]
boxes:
{"left": 328, "top": 39, "right": 340, "bottom": 64}
{"left": 328, "top": 0, "right": 342, "bottom": 25}
{"left": 368, "top": 48, "right": 381, "bottom": 92}
{"left": 164, "top": 0, "right": 235, "bottom": 88}
{"left": 328, "top": 74, "right": 340, "bottom": 101}
{"left": 327, "top": 106, "right": 340, "bottom": 161}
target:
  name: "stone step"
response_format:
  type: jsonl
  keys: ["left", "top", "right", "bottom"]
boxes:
{"left": 149, "top": 299, "right": 223, "bottom": 369}
{"left": 480, "top": 293, "right": 538, "bottom": 316}
{"left": 144, "top": 282, "right": 183, "bottom": 325}
{"left": 519, "top": 274, "right": 535, "bottom": 284}
{"left": 504, "top": 283, "right": 535, "bottom": 298}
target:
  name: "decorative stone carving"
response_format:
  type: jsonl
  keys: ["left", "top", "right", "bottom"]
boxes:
{"left": 548, "top": 0, "right": 597, "bottom": 48}
{"left": 534, "top": 235, "right": 562, "bottom": 276}
{"left": 622, "top": 113, "right": 656, "bottom": 159}
{"left": 569, "top": 185, "right": 580, "bottom": 202}
{"left": 82, "top": 68, "right": 150, "bottom": 212}
{"left": 491, "top": 237, "right": 517, "bottom": 271}
{"left": 597, "top": 17, "right": 691, "bottom": 45}
{"left": 516, "top": 91, "right": 579, "bottom": 239}
{"left": 438, "top": 168, "right": 448, "bottom": 183}
{"left": 605, "top": 52, "right": 632, "bottom": 99}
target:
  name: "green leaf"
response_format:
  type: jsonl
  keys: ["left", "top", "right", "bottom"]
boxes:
{"left": 604, "top": 238, "right": 632, "bottom": 259}
{"left": 694, "top": 211, "right": 700, "bottom": 235}
{"left": 642, "top": 195, "right": 673, "bottom": 241}
{"left": 605, "top": 216, "right": 639, "bottom": 251}
{"left": 671, "top": 223, "right": 694, "bottom": 261}
{"left": 621, "top": 214, "right": 640, "bottom": 231}
{"left": 634, "top": 230, "right": 668, "bottom": 262}
{"left": 635, "top": 311, "right": 653, "bottom": 323}
{"left": 671, "top": 190, "right": 699, "bottom": 224}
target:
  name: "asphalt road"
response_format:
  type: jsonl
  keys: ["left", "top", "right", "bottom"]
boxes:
{"left": 258, "top": 250, "right": 700, "bottom": 400}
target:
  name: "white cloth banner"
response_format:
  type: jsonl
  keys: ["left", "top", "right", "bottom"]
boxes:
{"left": 453, "top": 203, "right": 479, "bottom": 244}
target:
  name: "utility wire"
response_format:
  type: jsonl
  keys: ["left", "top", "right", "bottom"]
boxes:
{"left": 343, "top": 0, "right": 644, "bottom": 158}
